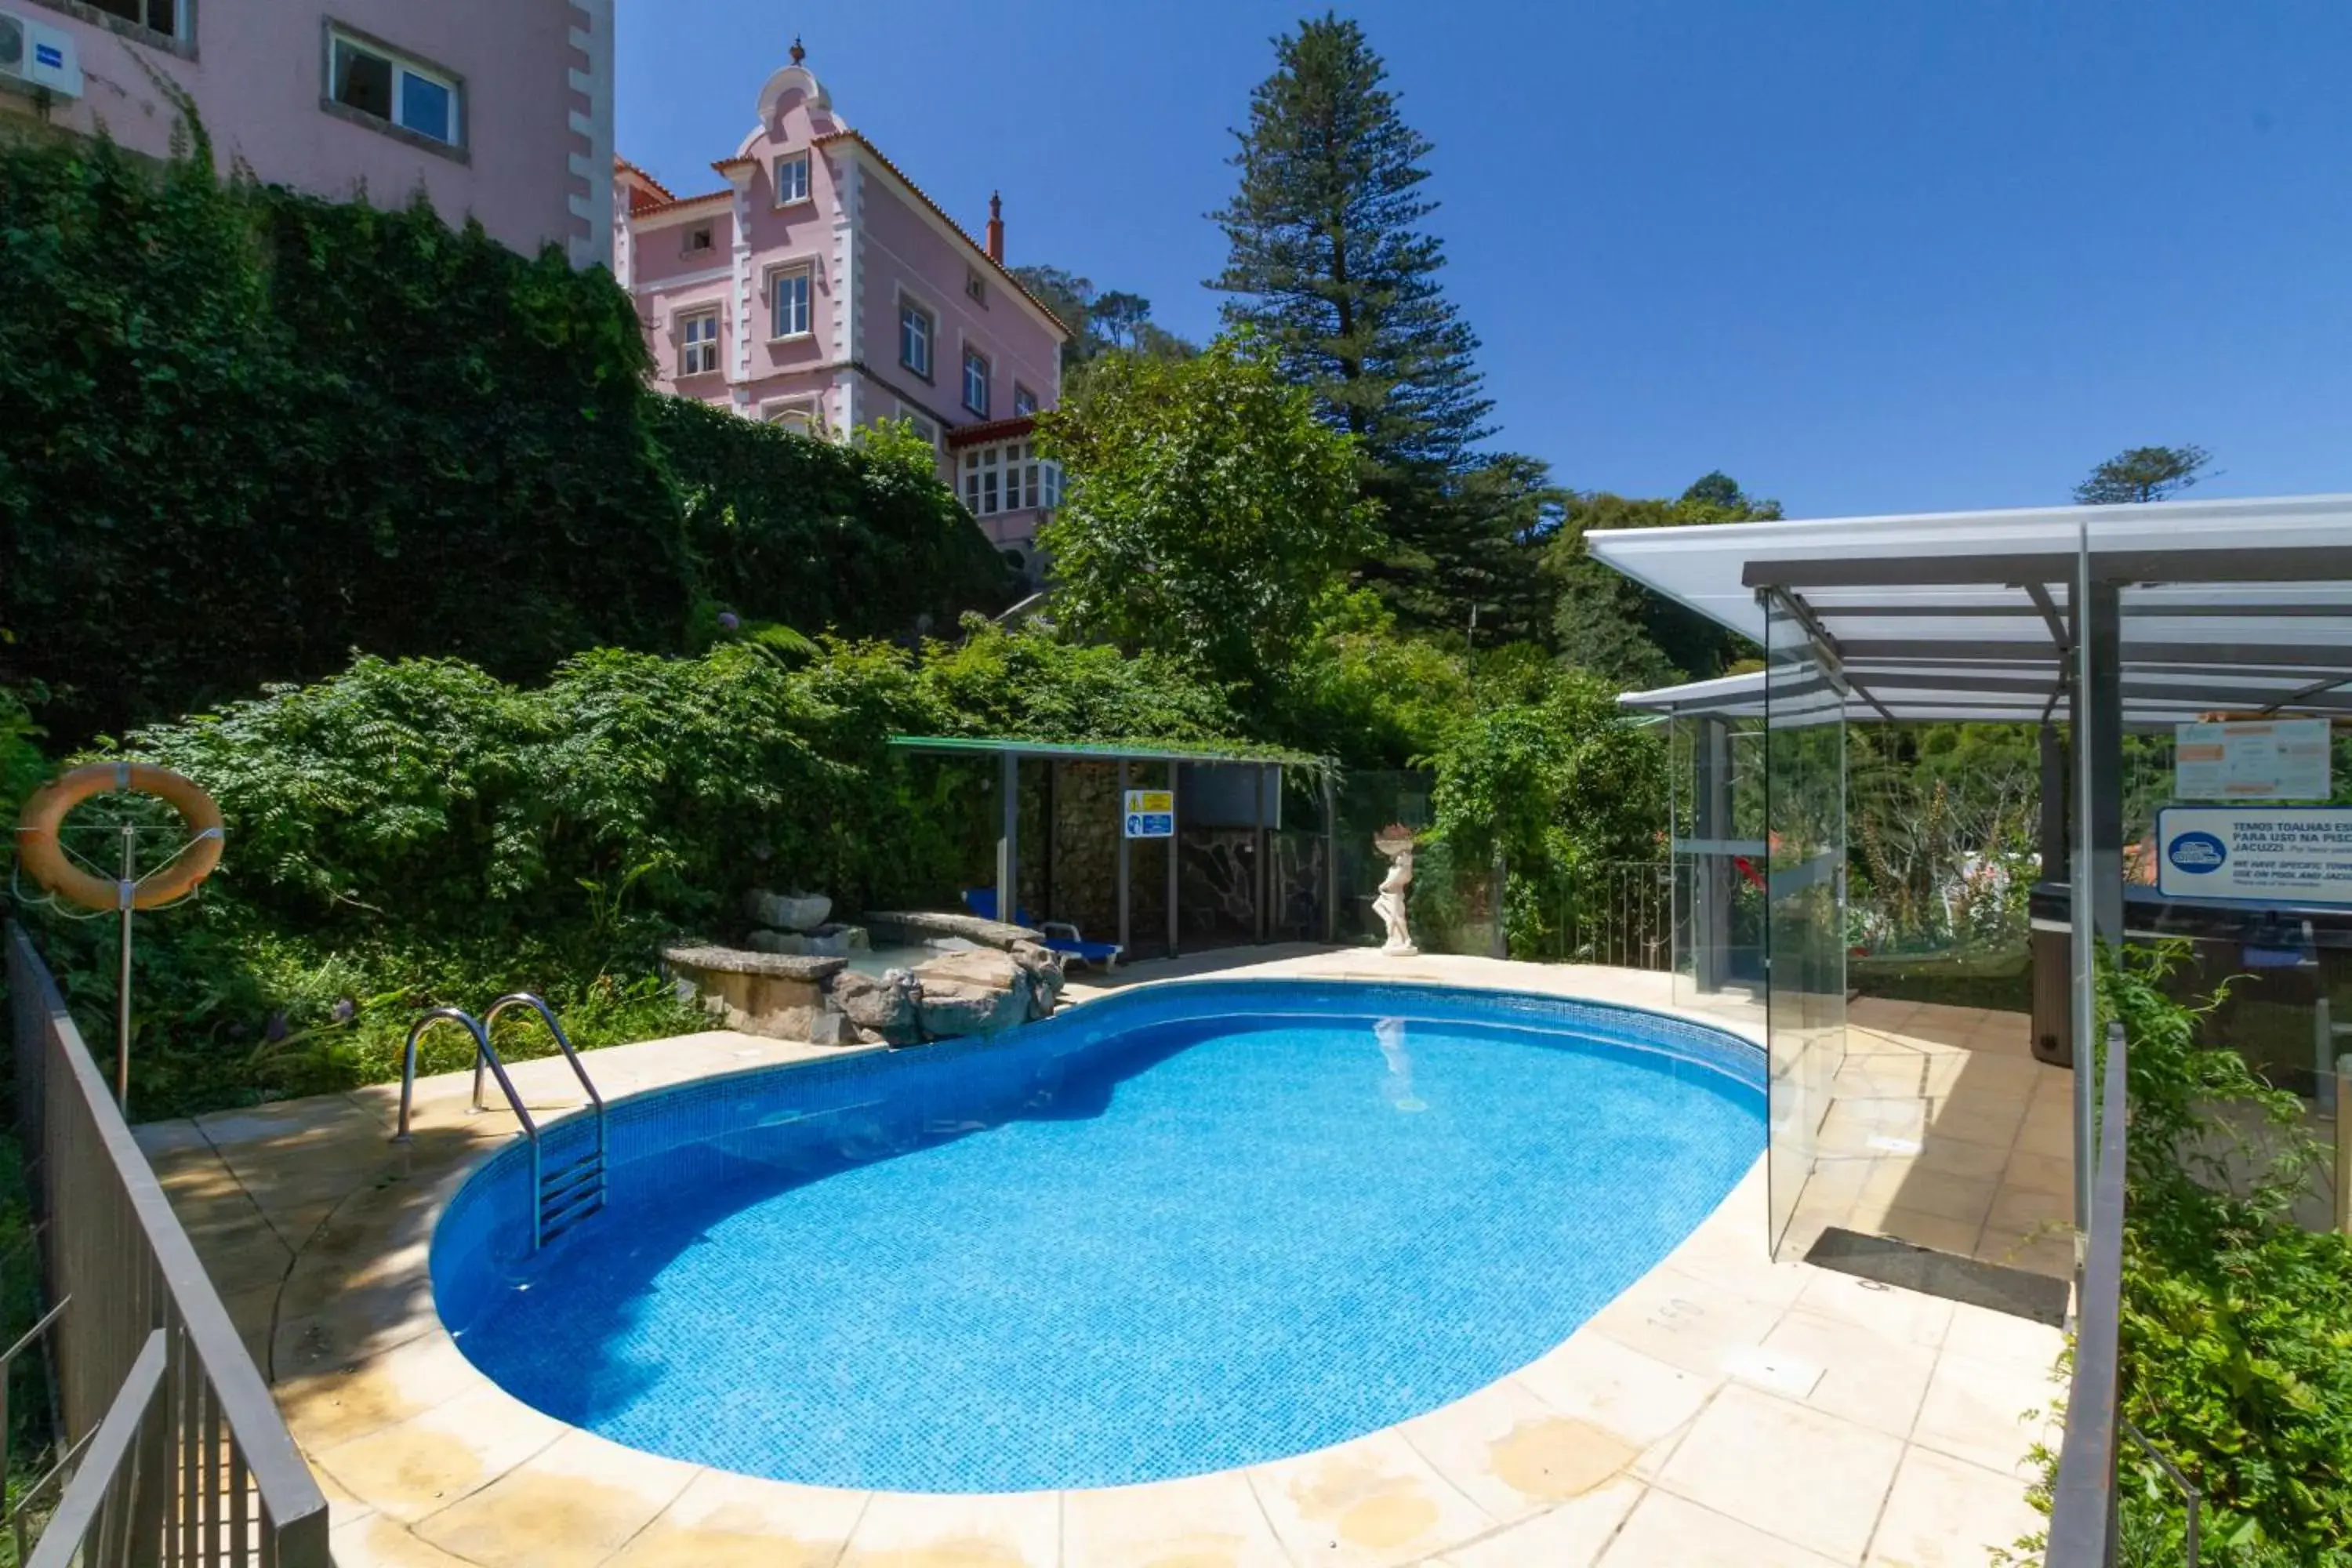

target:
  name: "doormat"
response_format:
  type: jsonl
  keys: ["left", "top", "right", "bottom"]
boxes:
{"left": 1803, "top": 1225, "right": 2071, "bottom": 1327}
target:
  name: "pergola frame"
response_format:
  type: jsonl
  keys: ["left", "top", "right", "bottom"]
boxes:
{"left": 1596, "top": 493, "right": 2352, "bottom": 1565}
{"left": 886, "top": 736, "right": 1335, "bottom": 956}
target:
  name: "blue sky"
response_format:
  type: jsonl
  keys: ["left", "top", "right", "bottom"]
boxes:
{"left": 618, "top": 1, "right": 2351, "bottom": 519}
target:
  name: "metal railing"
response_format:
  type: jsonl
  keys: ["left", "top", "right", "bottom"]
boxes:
{"left": 5, "top": 922, "right": 330, "bottom": 1566}
{"left": 2048, "top": 1018, "right": 2129, "bottom": 1567}
{"left": 1549, "top": 860, "right": 1672, "bottom": 971}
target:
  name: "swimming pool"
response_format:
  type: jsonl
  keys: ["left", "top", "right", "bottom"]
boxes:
{"left": 432, "top": 980, "right": 1763, "bottom": 1493}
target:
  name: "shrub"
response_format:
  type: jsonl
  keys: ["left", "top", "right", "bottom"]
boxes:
{"left": 8, "top": 626, "right": 1245, "bottom": 1118}
{"left": 1424, "top": 665, "right": 1666, "bottom": 956}
{"left": 2009, "top": 944, "right": 2352, "bottom": 1566}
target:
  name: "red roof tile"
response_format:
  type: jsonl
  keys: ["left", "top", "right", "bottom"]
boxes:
{"left": 946, "top": 415, "right": 1042, "bottom": 450}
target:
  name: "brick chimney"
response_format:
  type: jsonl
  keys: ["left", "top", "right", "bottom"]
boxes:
{"left": 985, "top": 191, "right": 1004, "bottom": 263}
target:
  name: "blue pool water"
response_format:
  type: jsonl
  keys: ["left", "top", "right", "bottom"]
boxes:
{"left": 434, "top": 981, "right": 1762, "bottom": 1492}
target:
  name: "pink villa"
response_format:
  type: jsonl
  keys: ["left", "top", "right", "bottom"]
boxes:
{"left": 0, "top": 0, "right": 615, "bottom": 267}
{"left": 615, "top": 43, "right": 1073, "bottom": 575}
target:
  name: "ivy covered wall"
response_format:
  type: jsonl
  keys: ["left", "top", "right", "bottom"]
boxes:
{"left": 0, "top": 132, "right": 1009, "bottom": 742}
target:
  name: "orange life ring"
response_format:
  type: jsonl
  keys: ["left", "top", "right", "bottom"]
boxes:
{"left": 13, "top": 764, "right": 224, "bottom": 912}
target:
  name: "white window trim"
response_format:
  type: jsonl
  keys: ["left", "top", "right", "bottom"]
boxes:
{"left": 771, "top": 150, "right": 814, "bottom": 209}
{"left": 962, "top": 347, "right": 993, "bottom": 418}
{"left": 765, "top": 260, "right": 817, "bottom": 343}
{"left": 958, "top": 437, "right": 1062, "bottom": 518}
{"left": 964, "top": 267, "right": 987, "bottom": 307}
{"left": 762, "top": 395, "right": 823, "bottom": 435}
{"left": 677, "top": 308, "right": 722, "bottom": 377}
{"left": 1013, "top": 382, "right": 1039, "bottom": 417}
{"left": 325, "top": 23, "right": 465, "bottom": 148}
{"left": 896, "top": 291, "right": 937, "bottom": 381}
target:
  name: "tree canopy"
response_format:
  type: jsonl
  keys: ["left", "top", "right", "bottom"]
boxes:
{"left": 1209, "top": 13, "right": 1537, "bottom": 633}
{"left": 1036, "top": 333, "right": 1376, "bottom": 692}
{"left": 2074, "top": 444, "right": 2212, "bottom": 505}
{"left": 1542, "top": 472, "right": 1782, "bottom": 688}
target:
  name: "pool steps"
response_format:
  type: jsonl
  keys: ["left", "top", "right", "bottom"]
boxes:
{"left": 397, "top": 993, "right": 608, "bottom": 1249}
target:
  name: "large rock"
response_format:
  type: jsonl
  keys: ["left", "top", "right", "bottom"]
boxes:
{"left": 915, "top": 948, "right": 1025, "bottom": 992}
{"left": 744, "top": 889, "right": 832, "bottom": 933}
{"left": 916, "top": 974, "right": 1032, "bottom": 1040}
{"left": 833, "top": 967, "right": 921, "bottom": 1045}
{"left": 1007, "top": 940, "right": 1067, "bottom": 1020}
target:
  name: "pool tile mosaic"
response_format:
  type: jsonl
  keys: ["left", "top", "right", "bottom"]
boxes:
{"left": 434, "top": 983, "right": 1766, "bottom": 1491}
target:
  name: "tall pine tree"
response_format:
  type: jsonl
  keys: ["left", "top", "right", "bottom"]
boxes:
{"left": 1210, "top": 15, "right": 1500, "bottom": 629}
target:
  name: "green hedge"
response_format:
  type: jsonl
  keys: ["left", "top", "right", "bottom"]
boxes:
{"left": 0, "top": 132, "right": 1007, "bottom": 743}
{"left": 9, "top": 624, "right": 1242, "bottom": 1116}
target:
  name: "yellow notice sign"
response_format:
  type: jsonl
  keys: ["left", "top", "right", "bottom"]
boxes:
{"left": 1123, "top": 789, "right": 1174, "bottom": 838}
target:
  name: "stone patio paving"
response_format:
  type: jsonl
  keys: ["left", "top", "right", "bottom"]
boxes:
{"left": 133, "top": 949, "right": 2067, "bottom": 1567}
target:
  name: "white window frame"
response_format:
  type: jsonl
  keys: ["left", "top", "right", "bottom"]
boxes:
{"left": 768, "top": 263, "right": 814, "bottom": 342}
{"left": 898, "top": 296, "right": 935, "bottom": 380}
{"left": 962, "top": 347, "right": 991, "bottom": 418}
{"left": 1013, "top": 383, "right": 1038, "bottom": 416}
{"left": 326, "top": 24, "right": 464, "bottom": 147}
{"left": 677, "top": 309, "right": 720, "bottom": 377}
{"left": 959, "top": 439, "right": 1062, "bottom": 517}
{"left": 683, "top": 223, "right": 715, "bottom": 256}
{"left": 965, "top": 267, "right": 987, "bottom": 306}
{"left": 763, "top": 396, "right": 822, "bottom": 436}
{"left": 772, "top": 151, "right": 812, "bottom": 207}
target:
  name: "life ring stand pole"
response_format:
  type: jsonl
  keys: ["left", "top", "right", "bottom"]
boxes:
{"left": 115, "top": 821, "right": 135, "bottom": 1112}
{"left": 13, "top": 762, "right": 226, "bottom": 1121}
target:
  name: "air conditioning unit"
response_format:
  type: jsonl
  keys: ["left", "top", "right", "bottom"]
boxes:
{"left": 0, "top": 9, "right": 85, "bottom": 100}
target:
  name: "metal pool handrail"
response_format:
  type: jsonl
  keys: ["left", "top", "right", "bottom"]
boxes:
{"left": 396, "top": 1007, "right": 554, "bottom": 1250}
{"left": 2047, "top": 1018, "right": 2129, "bottom": 1566}
{"left": 480, "top": 992, "right": 605, "bottom": 1128}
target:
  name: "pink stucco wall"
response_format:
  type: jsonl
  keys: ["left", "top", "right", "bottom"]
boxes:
{"left": 855, "top": 177, "right": 1060, "bottom": 433}
{"left": 621, "top": 56, "right": 1065, "bottom": 445}
{"left": 3, "top": 0, "right": 608, "bottom": 265}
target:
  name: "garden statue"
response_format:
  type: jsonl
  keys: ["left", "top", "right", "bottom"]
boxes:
{"left": 1372, "top": 824, "right": 1418, "bottom": 956}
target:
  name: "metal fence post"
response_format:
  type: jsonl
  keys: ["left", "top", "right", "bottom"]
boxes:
{"left": 2337, "top": 1052, "right": 2351, "bottom": 1237}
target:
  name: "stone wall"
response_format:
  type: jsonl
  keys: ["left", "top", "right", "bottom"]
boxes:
{"left": 1049, "top": 762, "right": 1122, "bottom": 942}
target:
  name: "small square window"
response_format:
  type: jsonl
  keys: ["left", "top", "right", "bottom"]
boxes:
{"left": 329, "top": 30, "right": 463, "bottom": 147}
{"left": 771, "top": 267, "right": 812, "bottom": 339}
{"left": 679, "top": 310, "right": 720, "bottom": 376}
{"left": 1013, "top": 384, "right": 1038, "bottom": 417}
{"left": 899, "top": 303, "right": 933, "bottom": 379}
{"left": 91, "top": 0, "right": 179, "bottom": 38}
{"left": 965, "top": 268, "right": 986, "bottom": 305}
{"left": 684, "top": 225, "right": 714, "bottom": 255}
{"left": 963, "top": 349, "right": 989, "bottom": 417}
{"left": 773, "top": 151, "right": 811, "bottom": 206}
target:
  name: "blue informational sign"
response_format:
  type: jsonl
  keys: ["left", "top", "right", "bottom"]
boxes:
{"left": 2155, "top": 806, "right": 2352, "bottom": 906}
{"left": 1123, "top": 789, "right": 1174, "bottom": 839}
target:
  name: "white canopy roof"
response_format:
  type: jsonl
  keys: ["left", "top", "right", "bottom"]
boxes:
{"left": 1592, "top": 493, "right": 2352, "bottom": 725}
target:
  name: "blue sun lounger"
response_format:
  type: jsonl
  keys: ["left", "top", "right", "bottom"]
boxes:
{"left": 961, "top": 888, "right": 1123, "bottom": 970}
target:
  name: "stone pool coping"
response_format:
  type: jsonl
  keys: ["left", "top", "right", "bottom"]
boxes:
{"left": 136, "top": 953, "right": 2066, "bottom": 1568}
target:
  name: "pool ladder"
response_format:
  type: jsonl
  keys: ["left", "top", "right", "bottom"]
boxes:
{"left": 394, "top": 993, "right": 607, "bottom": 1250}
